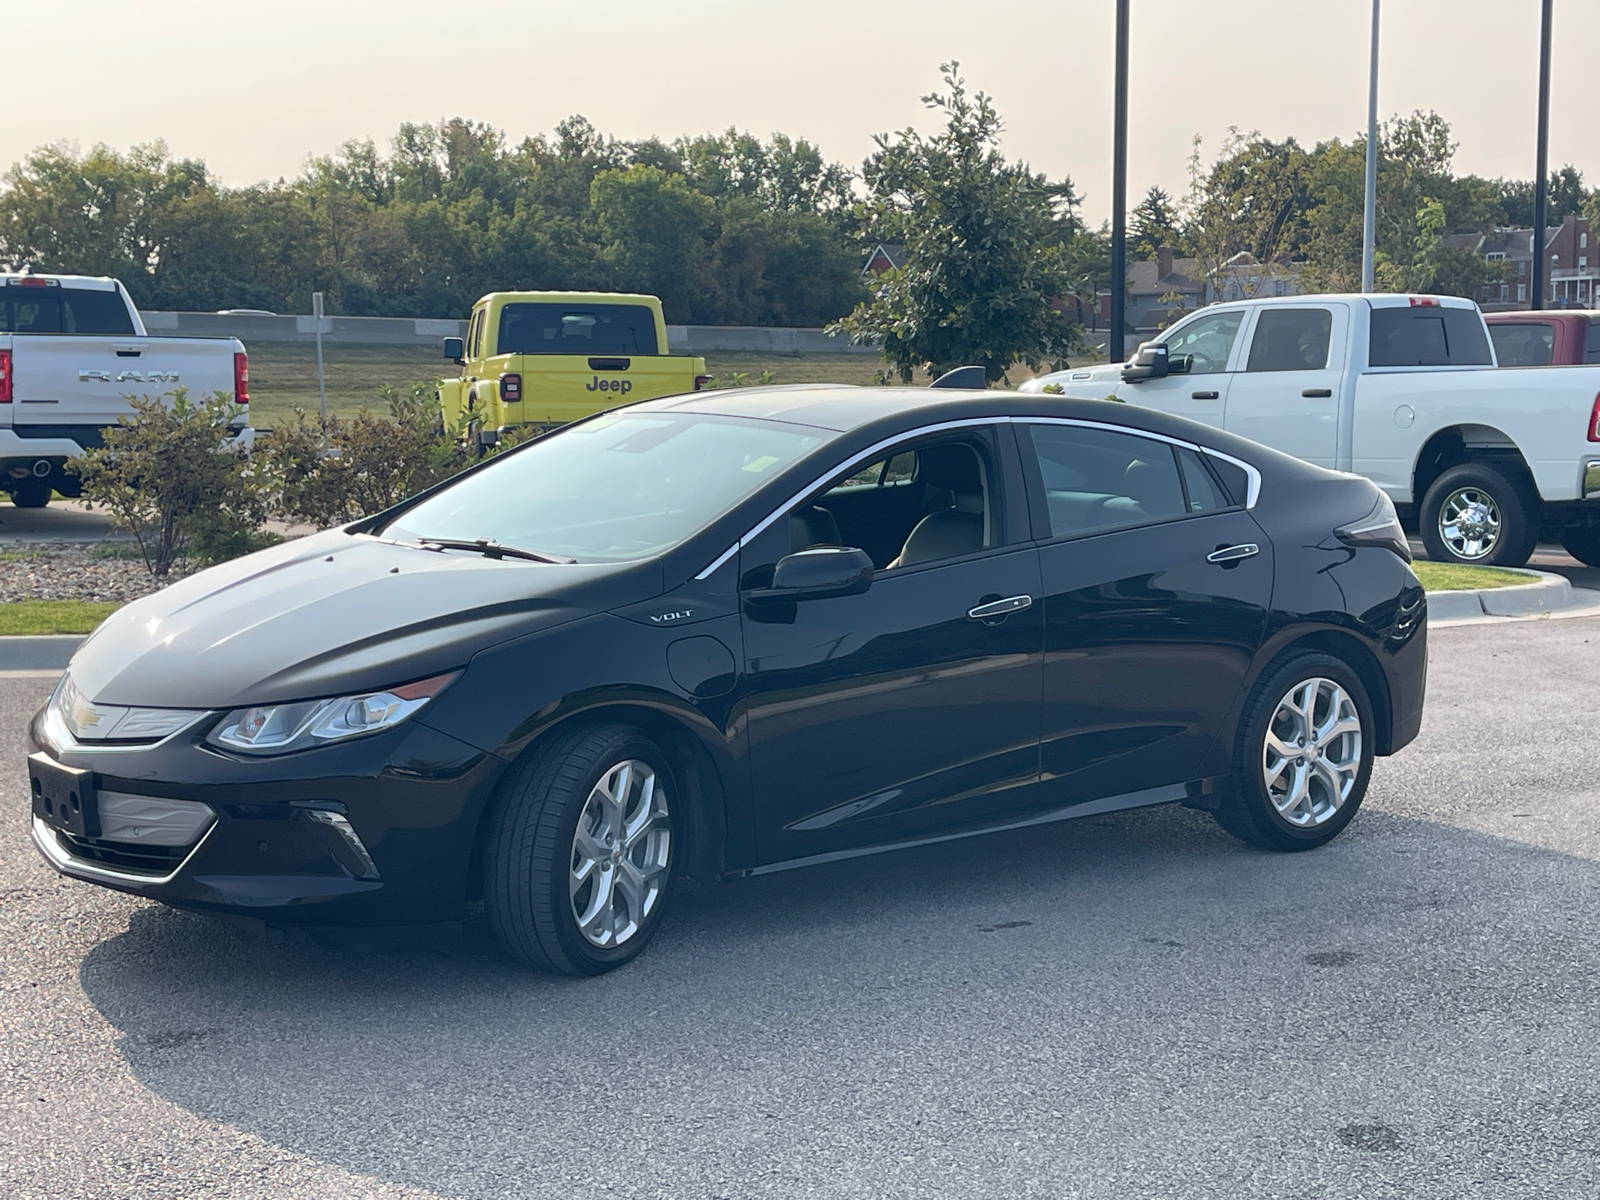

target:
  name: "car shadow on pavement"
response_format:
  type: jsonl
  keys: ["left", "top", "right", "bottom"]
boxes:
{"left": 75, "top": 801, "right": 1600, "bottom": 1200}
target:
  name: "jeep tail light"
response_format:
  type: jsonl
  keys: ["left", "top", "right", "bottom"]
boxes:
{"left": 1589, "top": 392, "right": 1600, "bottom": 442}
{"left": 694, "top": 374, "right": 712, "bottom": 391}
{"left": 233, "top": 352, "right": 249, "bottom": 405}
{"left": 499, "top": 372, "right": 522, "bottom": 403}
{"left": 0, "top": 350, "right": 10, "bottom": 402}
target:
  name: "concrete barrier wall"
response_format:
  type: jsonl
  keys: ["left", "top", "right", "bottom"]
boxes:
{"left": 140, "top": 311, "right": 466, "bottom": 347}
{"left": 139, "top": 311, "right": 880, "bottom": 355}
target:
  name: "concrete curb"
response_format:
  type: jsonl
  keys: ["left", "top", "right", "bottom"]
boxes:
{"left": 0, "top": 635, "right": 82, "bottom": 672}
{"left": 1426, "top": 569, "right": 1576, "bottom": 622}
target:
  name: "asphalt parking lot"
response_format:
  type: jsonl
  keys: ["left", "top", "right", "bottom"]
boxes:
{"left": 4, "top": 618, "right": 1600, "bottom": 1200}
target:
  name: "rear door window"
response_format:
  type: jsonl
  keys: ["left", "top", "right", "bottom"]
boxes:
{"left": 498, "top": 304, "right": 660, "bottom": 356}
{"left": 1369, "top": 306, "right": 1492, "bottom": 366}
{"left": 1488, "top": 322, "right": 1555, "bottom": 366}
{"left": 1025, "top": 425, "right": 1191, "bottom": 539}
{"left": 1246, "top": 309, "right": 1333, "bottom": 371}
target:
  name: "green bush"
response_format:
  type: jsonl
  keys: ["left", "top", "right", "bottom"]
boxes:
{"left": 71, "top": 388, "right": 269, "bottom": 577}
{"left": 258, "top": 382, "right": 536, "bottom": 530}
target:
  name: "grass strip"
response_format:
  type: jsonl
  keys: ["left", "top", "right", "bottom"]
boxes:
{"left": 0, "top": 600, "right": 121, "bottom": 636}
{"left": 1412, "top": 561, "right": 1535, "bottom": 593}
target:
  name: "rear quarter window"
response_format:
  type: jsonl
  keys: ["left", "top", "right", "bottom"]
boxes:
{"left": 1369, "top": 306, "right": 1492, "bottom": 367}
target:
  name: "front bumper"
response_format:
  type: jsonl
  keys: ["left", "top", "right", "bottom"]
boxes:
{"left": 26, "top": 710, "right": 503, "bottom": 926}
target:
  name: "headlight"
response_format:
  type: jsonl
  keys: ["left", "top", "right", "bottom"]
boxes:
{"left": 206, "top": 671, "right": 459, "bottom": 756}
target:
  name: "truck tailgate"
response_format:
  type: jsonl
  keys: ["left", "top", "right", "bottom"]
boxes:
{"left": 506, "top": 354, "right": 699, "bottom": 425}
{"left": 11, "top": 335, "right": 238, "bottom": 443}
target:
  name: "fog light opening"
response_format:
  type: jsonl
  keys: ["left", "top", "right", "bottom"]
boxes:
{"left": 304, "top": 810, "right": 380, "bottom": 880}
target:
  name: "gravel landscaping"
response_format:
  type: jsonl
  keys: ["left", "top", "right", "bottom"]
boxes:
{"left": 0, "top": 544, "right": 188, "bottom": 604}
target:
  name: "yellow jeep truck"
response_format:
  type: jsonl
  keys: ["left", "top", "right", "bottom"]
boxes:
{"left": 438, "top": 291, "right": 708, "bottom": 443}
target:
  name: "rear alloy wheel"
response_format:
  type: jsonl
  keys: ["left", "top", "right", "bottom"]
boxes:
{"left": 1214, "top": 652, "right": 1374, "bottom": 851}
{"left": 483, "top": 722, "right": 676, "bottom": 975}
{"left": 1560, "top": 526, "right": 1600, "bottom": 568}
{"left": 9, "top": 479, "right": 51, "bottom": 509}
{"left": 1419, "top": 462, "right": 1538, "bottom": 567}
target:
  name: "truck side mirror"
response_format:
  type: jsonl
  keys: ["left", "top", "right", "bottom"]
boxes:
{"left": 443, "top": 337, "right": 464, "bottom": 363}
{"left": 1121, "top": 342, "right": 1169, "bottom": 383}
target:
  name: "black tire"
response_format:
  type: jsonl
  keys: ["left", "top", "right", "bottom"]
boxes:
{"left": 482, "top": 722, "right": 678, "bottom": 975}
{"left": 1559, "top": 526, "right": 1600, "bottom": 568}
{"left": 9, "top": 480, "right": 51, "bottom": 509}
{"left": 1213, "top": 652, "right": 1375, "bottom": 852}
{"left": 1418, "top": 461, "right": 1538, "bottom": 567}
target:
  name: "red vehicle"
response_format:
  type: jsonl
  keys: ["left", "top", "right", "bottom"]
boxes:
{"left": 1485, "top": 310, "right": 1600, "bottom": 366}
{"left": 1485, "top": 311, "right": 1600, "bottom": 564}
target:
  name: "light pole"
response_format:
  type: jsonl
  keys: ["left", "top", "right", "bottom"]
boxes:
{"left": 1109, "top": 0, "right": 1129, "bottom": 359}
{"left": 1531, "top": 0, "right": 1552, "bottom": 311}
{"left": 1360, "top": 0, "right": 1380, "bottom": 292}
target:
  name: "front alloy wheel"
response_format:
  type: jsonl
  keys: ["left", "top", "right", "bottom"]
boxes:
{"left": 483, "top": 723, "right": 677, "bottom": 974}
{"left": 569, "top": 759, "right": 671, "bottom": 948}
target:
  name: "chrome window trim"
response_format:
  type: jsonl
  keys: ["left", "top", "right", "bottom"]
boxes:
{"left": 31, "top": 812, "right": 217, "bottom": 888}
{"left": 695, "top": 414, "right": 1263, "bottom": 579}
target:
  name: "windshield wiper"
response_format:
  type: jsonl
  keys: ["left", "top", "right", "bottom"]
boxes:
{"left": 414, "top": 538, "right": 576, "bottom": 565}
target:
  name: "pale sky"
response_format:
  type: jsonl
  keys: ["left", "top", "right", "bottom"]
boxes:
{"left": 5, "top": 0, "right": 1596, "bottom": 224}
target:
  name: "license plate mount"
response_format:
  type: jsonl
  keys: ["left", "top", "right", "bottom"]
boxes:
{"left": 28, "top": 752, "right": 99, "bottom": 838}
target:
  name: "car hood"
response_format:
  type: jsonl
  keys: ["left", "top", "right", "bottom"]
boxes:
{"left": 1018, "top": 363, "right": 1125, "bottom": 395}
{"left": 70, "top": 530, "right": 660, "bottom": 709}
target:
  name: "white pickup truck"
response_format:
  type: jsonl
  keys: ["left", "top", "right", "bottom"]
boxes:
{"left": 0, "top": 274, "right": 252, "bottom": 508}
{"left": 1023, "top": 293, "right": 1600, "bottom": 567}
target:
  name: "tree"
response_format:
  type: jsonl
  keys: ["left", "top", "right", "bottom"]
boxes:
{"left": 1178, "top": 130, "right": 1309, "bottom": 300}
{"left": 831, "top": 64, "right": 1080, "bottom": 382}
{"left": 1129, "top": 186, "right": 1183, "bottom": 260}
{"left": 591, "top": 166, "right": 714, "bottom": 322}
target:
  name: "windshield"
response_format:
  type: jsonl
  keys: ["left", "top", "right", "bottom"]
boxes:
{"left": 382, "top": 412, "right": 832, "bottom": 562}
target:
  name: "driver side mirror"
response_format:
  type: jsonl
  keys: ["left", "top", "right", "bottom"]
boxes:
{"left": 747, "top": 546, "right": 874, "bottom": 603}
{"left": 443, "top": 336, "right": 464, "bottom": 364}
{"left": 1121, "top": 342, "right": 1169, "bottom": 383}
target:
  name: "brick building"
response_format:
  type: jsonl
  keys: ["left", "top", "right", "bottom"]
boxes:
{"left": 1447, "top": 214, "right": 1595, "bottom": 311}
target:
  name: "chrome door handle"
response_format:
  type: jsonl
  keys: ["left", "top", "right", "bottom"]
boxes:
{"left": 968, "top": 594, "right": 1033, "bottom": 620}
{"left": 1206, "top": 543, "right": 1260, "bottom": 563}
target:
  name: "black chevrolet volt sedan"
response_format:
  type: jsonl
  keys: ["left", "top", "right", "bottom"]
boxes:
{"left": 27, "top": 386, "right": 1426, "bottom": 974}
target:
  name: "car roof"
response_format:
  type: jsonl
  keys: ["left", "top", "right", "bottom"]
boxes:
{"left": 643, "top": 385, "right": 975, "bottom": 431}
{"left": 630, "top": 384, "right": 1327, "bottom": 480}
